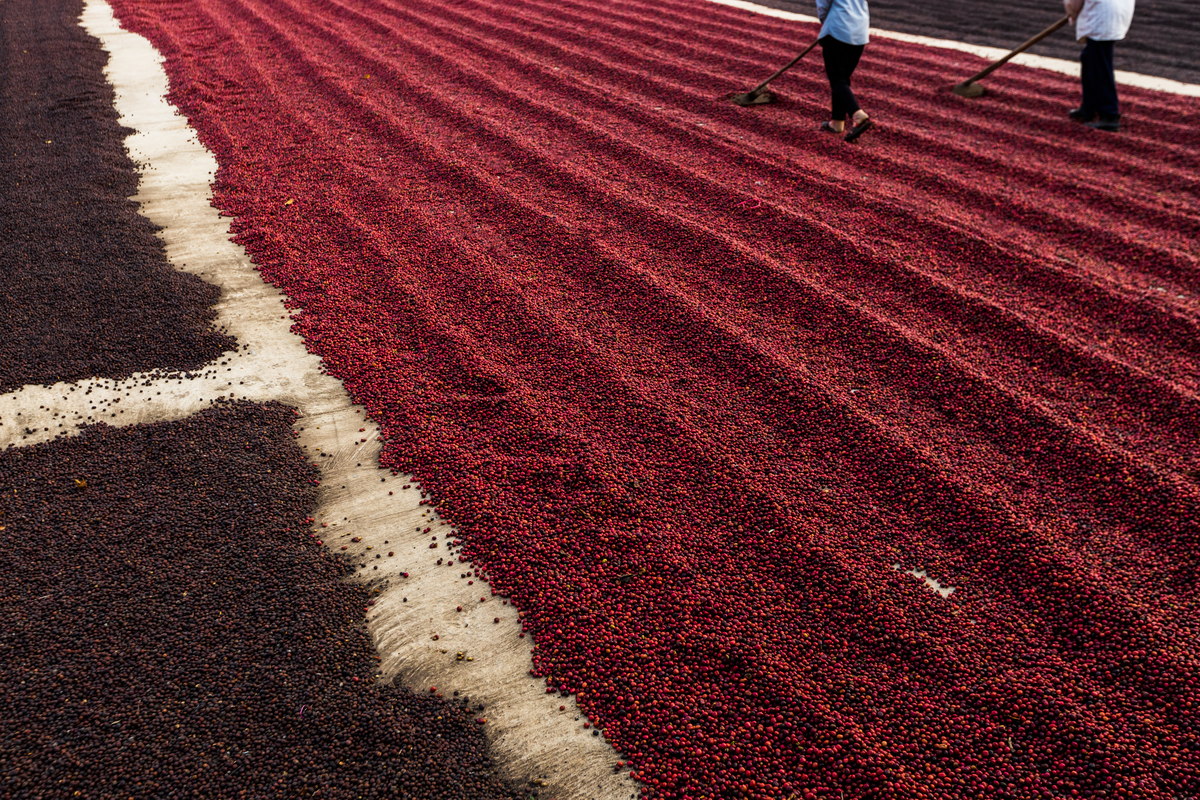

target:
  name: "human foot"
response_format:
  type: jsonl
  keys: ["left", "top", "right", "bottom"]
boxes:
{"left": 844, "top": 116, "right": 875, "bottom": 142}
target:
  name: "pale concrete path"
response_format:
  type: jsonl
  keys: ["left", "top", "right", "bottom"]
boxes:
{"left": 0, "top": 2, "right": 639, "bottom": 798}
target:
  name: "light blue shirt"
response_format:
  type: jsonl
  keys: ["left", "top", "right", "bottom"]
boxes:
{"left": 816, "top": 0, "right": 870, "bottom": 46}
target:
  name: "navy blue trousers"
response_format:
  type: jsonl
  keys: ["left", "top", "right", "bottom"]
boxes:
{"left": 1080, "top": 39, "right": 1119, "bottom": 117}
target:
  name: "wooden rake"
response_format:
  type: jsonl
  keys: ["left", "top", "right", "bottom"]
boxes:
{"left": 951, "top": 15, "right": 1071, "bottom": 98}
{"left": 729, "top": 38, "right": 821, "bottom": 106}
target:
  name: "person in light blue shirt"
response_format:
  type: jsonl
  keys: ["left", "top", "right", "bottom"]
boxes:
{"left": 815, "top": 0, "right": 875, "bottom": 141}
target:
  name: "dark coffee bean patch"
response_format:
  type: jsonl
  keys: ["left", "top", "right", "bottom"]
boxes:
{"left": 0, "top": 402, "right": 520, "bottom": 800}
{"left": 0, "top": 0, "right": 235, "bottom": 393}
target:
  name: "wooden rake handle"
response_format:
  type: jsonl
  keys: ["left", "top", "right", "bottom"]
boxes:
{"left": 960, "top": 15, "right": 1071, "bottom": 87}
{"left": 749, "top": 37, "right": 821, "bottom": 95}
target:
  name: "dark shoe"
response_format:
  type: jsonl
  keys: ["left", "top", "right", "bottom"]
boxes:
{"left": 819, "top": 121, "right": 842, "bottom": 134}
{"left": 844, "top": 118, "right": 875, "bottom": 143}
{"left": 1067, "top": 107, "right": 1095, "bottom": 122}
{"left": 1086, "top": 114, "right": 1121, "bottom": 132}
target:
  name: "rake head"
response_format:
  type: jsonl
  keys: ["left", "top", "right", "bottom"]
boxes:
{"left": 951, "top": 81, "right": 986, "bottom": 98}
{"left": 729, "top": 88, "right": 779, "bottom": 106}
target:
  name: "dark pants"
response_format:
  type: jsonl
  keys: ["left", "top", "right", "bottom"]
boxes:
{"left": 1080, "top": 39, "right": 1119, "bottom": 117}
{"left": 821, "top": 36, "right": 865, "bottom": 121}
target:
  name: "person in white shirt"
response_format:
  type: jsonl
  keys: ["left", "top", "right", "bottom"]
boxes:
{"left": 1063, "top": 0, "right": 1135, "bottom": 131}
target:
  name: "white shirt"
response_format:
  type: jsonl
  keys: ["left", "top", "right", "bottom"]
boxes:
{"left": 1065, "top": 0, "right": 1135, "bottom": 42}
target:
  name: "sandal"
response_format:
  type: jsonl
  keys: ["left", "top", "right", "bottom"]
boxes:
{"left": 844, "top": 118, "right": 875, "bottom": 142}
{"left": 819, "top": 121, "right": 843, "bottom": 135}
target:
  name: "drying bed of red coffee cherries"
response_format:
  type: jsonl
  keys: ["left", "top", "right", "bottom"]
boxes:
{"left": 0, "top": 0, "right": 234, "bottom": 393}
{"left": 108, "top": 0, "right": 1200, "bottom": 796}
{"left": 0, "top": 403, "right": 520, "bottom": 800}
